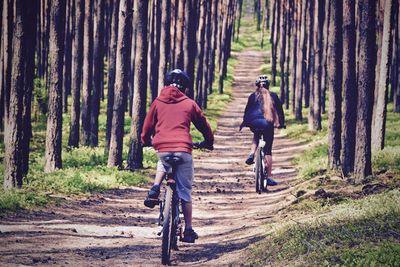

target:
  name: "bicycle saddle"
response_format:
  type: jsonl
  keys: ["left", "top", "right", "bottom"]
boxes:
{"left": 164, "top": 156, "right": 182, "bottom": 165}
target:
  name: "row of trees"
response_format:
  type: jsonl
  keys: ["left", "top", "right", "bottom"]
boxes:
{"left": 1, "top": 0, "right": 238, "bottom": 189}
{"left": 265, "top": 0, "right": 399, "bottom": 180}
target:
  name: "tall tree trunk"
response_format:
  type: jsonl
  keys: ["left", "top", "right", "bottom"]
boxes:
{"left": 1, "top": 0, "right": 13, "bottom": 133}
{"left": 327, "top": 0, "right": 343, "bottom": 169}
{"left": 395, "top": 1, "right": 400, "bottom": 112}
{"left": 4, "top": 0, "right": 34, "bottom": 189}
{"left": 209, "top": 0, "right": 219, "bottom": 91}
{"left": 341, "top": 0, "right": 357, "bottom": 176}
{"left": 372, "top": 0, "right": 394, "bottom": 150}
{"left": 158, "top": 0, "right": 171, "bottom": 93}
{"left": 107, "top": 0, "right": 133, "bottom": 167}
{"left": 184, "top": 0, "right": 198, "bottom": 98}
{"left": 149, "top": 0, "right": 161, "bottom": 102}
{"left": 271, "top": 0, "right": 280, "bottom": 85}
{"left": 127, "top": 0, "right": 148, "bottom": 170}
{"left": 354, "top": 0, "right": 376, "bottom": 181}
{"left": 105, "top": 0, "right": 119, "bottom": 154}
{"left": 202, "top": 0, "right": 212, "bottom": 108}
{"left": 321, "top": 0, "right": 331, "bottom": 114}
{"left": 90, "top": 0, "right": 105, "bottom": 147}
{"left": 295, "top": 0, "right": 307, "bottom": 121}
{"left": 236, "top": 0, "right": 243, "bottom": 41}
{"left": 174, "top": 0, "right": 185, "bottom": 69}
{"left": 196, "top": 0, "right": 207, "bottom": 106}
{"left": 81, "top": 0, "right": 93, "bottom": 146}
{"left": 62, "top": 0, "right": 73, "bottom": 113}
{"left": 279, "top": 0, "right": 287, "bottom": 105}
{"left": 45, "top": 0, "right": 66, "bottom": 172}
{"left": 290, "top": 0, "right": 299, "bottom": 114}
{"left": 68, "top": 0, "right": 84, "bottom": 147}
{"left": 284, "top": 0, "right": 292, "bottom": 109}
{"left": 310, "top": 0, "right": 324, "bottom": 131}
{"left": 305, "top": 0, "right": 314, "bottom": 110}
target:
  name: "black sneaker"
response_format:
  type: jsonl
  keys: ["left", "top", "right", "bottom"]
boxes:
{"left": 266, "top": 177, "right": 278, "bottom": 186}
{"left": 144, "top": 185, "right": 160, "bottom": 208}
{"left": 245, "top": 153, "right": 255, "bottom": 165}
{"left": 181, "top": 228, "right": 198, "bottom": 243}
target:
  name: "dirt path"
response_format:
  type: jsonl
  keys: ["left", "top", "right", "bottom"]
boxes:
{"left": 0, "top": 50, "right": 308, "bottom": 266}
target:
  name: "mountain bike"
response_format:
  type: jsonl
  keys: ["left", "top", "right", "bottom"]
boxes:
{"left": 153, "top": 142, "right": 212, "bottom": 265}
{"left": 254, "top": 130, "right": 267, "bottom": 194}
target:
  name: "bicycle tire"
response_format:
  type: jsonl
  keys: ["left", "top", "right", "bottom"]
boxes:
{"left": 161, "top": 186, "right": 174, "bottom": 265}
{"left": 255, "top": 148, "right": 263, "bottom": 194}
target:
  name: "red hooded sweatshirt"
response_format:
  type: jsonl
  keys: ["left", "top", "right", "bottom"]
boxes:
{"left": 141, "top": 86, "right": 214, "bottom": 153}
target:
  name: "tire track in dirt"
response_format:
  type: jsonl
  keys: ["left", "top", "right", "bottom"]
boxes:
{"left": 0, "top": 50, "right": 309, "bottom": 266}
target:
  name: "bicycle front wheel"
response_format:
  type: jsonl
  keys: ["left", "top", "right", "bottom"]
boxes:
{"left": 161, "top": 186, "right": 174, "bottom": 265}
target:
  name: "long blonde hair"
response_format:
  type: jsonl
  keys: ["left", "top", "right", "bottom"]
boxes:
{"left": 255, "top": 87, "right": 280, "bottom": 127}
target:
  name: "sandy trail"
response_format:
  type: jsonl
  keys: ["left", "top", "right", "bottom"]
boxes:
{"left": 0, "top": 50, "right": 308, "bottom": 266}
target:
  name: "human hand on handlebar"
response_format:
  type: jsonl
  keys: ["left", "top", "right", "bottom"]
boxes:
{"left": 193, "top": 140, "right": 214, "bottom": 150}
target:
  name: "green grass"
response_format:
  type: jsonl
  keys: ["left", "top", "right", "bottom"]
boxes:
{"left": 247, "top": 190, "right": 400, "bottom": 266}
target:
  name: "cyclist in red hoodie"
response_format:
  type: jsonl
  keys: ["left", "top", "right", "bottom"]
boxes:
{"left": 141, "top": 69, "right": 214, "bottom": 243}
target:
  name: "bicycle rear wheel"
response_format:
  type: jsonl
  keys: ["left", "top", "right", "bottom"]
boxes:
{"left": 161, "top": 186, "right": 174, "bottom": 265}
{"left": 255, "top": 149, "right": 263, "bottom": 194}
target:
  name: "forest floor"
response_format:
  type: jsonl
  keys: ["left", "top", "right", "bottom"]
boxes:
{"left": 0, "top": 50, "right": 311, "bottom": 266}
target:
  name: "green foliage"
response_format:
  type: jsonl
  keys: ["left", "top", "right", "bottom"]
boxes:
{"left": 247, "top": 190, "right": 400, "bottom": 266}
{"left": 33, "top": 78, "right": 48, "bottom": 115}
{"left": 293, "top": 144, "right": 329, "bottom": 179}
{"left": 372, "top": 146, "right": 400, "bottom": 173}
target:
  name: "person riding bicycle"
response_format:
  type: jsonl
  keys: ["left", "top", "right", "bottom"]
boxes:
{"left": 240, "top": 75, "right": 285, "bottom": 186}
{"left": 141, "top": 69, "right": 214, "bottom": 243}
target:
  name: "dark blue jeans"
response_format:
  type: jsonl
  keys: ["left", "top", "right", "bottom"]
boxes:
{"left": 249, "top": 119, "right": 274, "bottom": 155}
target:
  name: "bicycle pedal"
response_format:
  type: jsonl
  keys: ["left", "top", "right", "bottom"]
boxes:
{"left": 144, "top": 198, "right": 160, "bottom": 208}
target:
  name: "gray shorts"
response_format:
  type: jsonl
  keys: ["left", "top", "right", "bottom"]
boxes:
{"left": 157, "top": 152, "right": 194, "bottom": 203}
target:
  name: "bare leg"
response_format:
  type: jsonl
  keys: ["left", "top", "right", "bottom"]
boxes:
{"left": 182, "top": 201, "right": 193, "bottom": 230}
{"left": 264, "top": 155, "right": 272, "bottom": 177}
{"left": 154, "top": 170, "right": 165, "bottom": 185}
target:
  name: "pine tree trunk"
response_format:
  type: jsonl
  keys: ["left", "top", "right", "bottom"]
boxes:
{"left": 341, "top": 0, "right": 357, "bottom": 176}
{"left": 372, "top": 0, "right": 394, "bottom": 150}
{"left": 295, "top": 0, "right": 307, "bottom": 121}
{"left": 236, "top": 0, "right": 243, "bottom": 41}
{"left": 271, "top": 0, "right": 280, "bottom": 85}
{"left": 149, "top": 0, "right": 161, "bottom": 102}
{"left": 68, "top": 0, "right": 84, "bottom": 148}
{"left": 45, "top": 0, "right": 66, "bottom": 173}
{"left": 107, "top": 0, "right": 133, "bottom": 167}
{"left": 304, "top": 0, "right": 313, "bottom": 109}
{"left": 209, "top": 0, "right": 219, "bottom": 92}
{"left": 127, "top": 0, "right": 148, "bottom": 170}
{"left": 62, "top": 0, "right": 73, "bottom": 114}
{"left": 321, "top": 0, "right": 330, "bottom": 114}
{"left": 196, "top": 0, "right": 207, "bottom": 106}
{"left": 4, "top": 0, "right": 34, "bottom": 189}
{"left": 279, "top": 0, "right": 287, "bottom": 105}
{"left": 284, "top": 0, "right": 292, "bottom": 109}
{"left": 310, "top": 0, "right": 324, "bottom": 131}
{"left": 184, "top": 0, "right": 198, "bottom": 98}
{"left": 174, "top": 0, "right": 185, "bottom": 69}
{"left": 327, "top": 0, "right": 343, "bottom": 169}
{"left": 290, "top": 0, "right": 299, "bottom": 114}
{"left": 395, "top": 1, "right": 400, "bottom": 112}
{"left": 105, "top": 0, "right": 119, "bottom": 154}
{"left": 90, "top": 0, "right": 105, "bottom": 147}
{"left": 354, "top": 0, "right": 376, "bottom": 181}
{"left": 202, "top": 0, "right": 212, "bottom": 108}
{"left": 81, "top": 0, "right": 93, "bottom": 146}
{"left": 158, "top": 0, "right": 171, "bottom": 93}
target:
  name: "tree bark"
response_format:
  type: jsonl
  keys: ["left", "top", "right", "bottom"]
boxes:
{"left": 271, "top": 0, "right": 280, "bottom": 85}
{"left": 45, "top": 0, "right": 66, "bottom": 173}
{"left": 372, "top": 0, "right": 394, "bottom": 150}
{"left": 89, "top": 0, "right": 105, "bottom": 147}
{"left": 68, "top": 0, "right": 84, "bottom": 147}
{"left": 290, "top": 0, "right": 299, "bottom": 114}
{"left": 295, "top": 0, "right": 307, "bottom": 121}
{"left": 81, "top": 0, "right": 93, "bottom": 146}
{"left": 149, "top": 0, "right": 161, "bottom": 102}
{"left": 174, "top": 0, "right": 185, "bottom": 69}
{"left": 127, "top": 0, "right": 148, "bottom": 170}
{"left": 279, "top": 0, "right": 287, "bottom": 105}
{"left": 4, "top": 0, "right": 34, "bottom": 189}
{"left": 196, "top": 0, "right": 207, "bottom": 106}
{"left": 354, "top": 0, "right": 376, "bottom": 181}
{"left": 107, "top": 0, "right": 133, "bottom": 167}
{"left": 395, "top": 1, "right": 400, "bottom": 112}
{"left": 341, "top": 0, "right": 357, "bottom": 176}
{"left": 62, "top": 0, "right": 73, "bottom": 113}
{"left": 327, "top": 0, "right": 343, "bottom": 169}
{"left": 184, "top": 0, "right": 198, "bottom": 99}
{"left": 105, "top": 0, "right": 119, "bottom": 154}
{"left": 157, "top": 0, "right": 171, "bottom": 93}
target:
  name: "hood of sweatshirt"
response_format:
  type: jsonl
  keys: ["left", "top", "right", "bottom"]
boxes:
{"left": 157, "top": 86, "right": 189, "bottom": 104}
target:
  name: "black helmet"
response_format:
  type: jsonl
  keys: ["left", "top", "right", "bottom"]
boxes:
{"left": 255, "top": 75, "right": 270, "bottom": 88}
{"left": 165, "top": 69, "right": 190, "bottom": 90}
